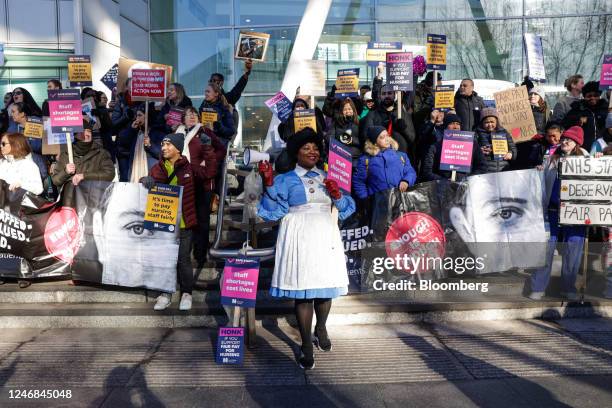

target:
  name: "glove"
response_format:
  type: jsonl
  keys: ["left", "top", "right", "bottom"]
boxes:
{"left": 139, "top": 176, "right": 156, "bottom": 190}
{"left": 258, "top": 161, "right": 274, "bottom": 187}
{"left": 324, "top": 179, "right": 342, "bottom": 200}
{"left": 394, "top": 118, "right": 407, "bottom": 130}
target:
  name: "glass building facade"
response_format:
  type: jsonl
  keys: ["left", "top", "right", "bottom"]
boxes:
{"left": 149, "top": 0, "right": 612, "bottom": 148}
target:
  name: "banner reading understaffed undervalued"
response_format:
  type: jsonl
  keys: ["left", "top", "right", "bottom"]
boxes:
{"left": 0, "top": 180, "right": 179, "bottom": 293}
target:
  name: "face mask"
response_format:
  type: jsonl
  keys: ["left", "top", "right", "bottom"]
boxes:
{"left": 344, "top": 115, "right": 353, "bottom": 122}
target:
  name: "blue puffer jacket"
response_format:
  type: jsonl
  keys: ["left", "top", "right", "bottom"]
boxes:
{"left": 198, "top": 99, "right": 236, "bottom": 143}
{"left": 353, "top": 138, "right": 417, "bottom": 199}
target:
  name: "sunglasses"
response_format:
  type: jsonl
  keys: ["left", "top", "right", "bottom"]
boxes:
{"left": 1, "top": 142, "right": 10, "bottom": 147}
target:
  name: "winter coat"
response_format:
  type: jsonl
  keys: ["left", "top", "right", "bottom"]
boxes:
{"left": 420, "top": 131, "right": 487, "bottom": 182}
{"left": 454, "top": 91, "right": 486, "bottom": 131}
{"left": 542, "top": 148, "right": 589, "bottom": 208}
{"left": 475, "top": 126, "right": 518, "bottom": 173}
{"left": 15, "top": 118, "right": 48, "bottom": 180}
{"left": 326, "top": 120, "right": 362, "bottom": 161}
{"left": 154, "top": 96, "right": 193, "bottom": 133}
{"left": 198, "top": 99, "right": 236, "bottom": 142}
{"left": 361, "top": 105, "right": 415, "bottom": 160}
{"left": 0, "top": 154, "right": 43, "bottom": 195}
{"left": 353, "top": 138, "right": 417, "bottom": 199}
{"left": 532, "top": 105, "right": 548, "bottom": 135}
{"left": 551, "top": 95, "right": 581, "bottom": 123}
{"left": 223, "top": 74, "right": 249, "bottom": 106}
{"left": 51, "top": 141, "right": 115, "bottom": 187}
{"left": 150, "top": 156, "right": 197, "bottom": 229}
{"left": 563, "top": 99, "right": 609, "bottom": 152}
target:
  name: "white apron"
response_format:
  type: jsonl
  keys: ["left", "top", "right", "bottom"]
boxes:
{"left": 270, "top": 174, "right": 349, "bottom": 291}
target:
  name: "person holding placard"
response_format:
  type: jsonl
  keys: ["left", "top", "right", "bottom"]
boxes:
{"left": 257, "top": 128, "right": 355, "bottom": 370}
{"left": 475, "top": 108, "right": 517, "bottom": 173}
{"left": 551, "top": 74, "right": 584, "bottom": 123}
{"left": 513, "top": 82, "right": 550, "bottom": 170}
{"left": 525, "top": 122, "right": 563, "bottom": 167}
{"left": 198, "top": 82, "right": 235, "bottom": 146}
{"left": 9, "top": 102, "right": 47, "bottom": 180}
{"left": 325, "top": 98, "right": 362, "bottom": 165}
{"left": 51, "top": 123, "right": 115, "bottom": 188}
{"left": 413, "top": 71, "right": 442, "bottom": 130}
{"left": 208, "top": 59, "right": 253, "bottom": 107}
{"left": 41, "top": 79, "right": 62, "bottom": 117}
{"left": 529, "top": 126, "right": 590, "bottom": 301}
{"left": 454, "top": 79, "right": 485, "bottom": 132}
{"left": 563, "top": 81, "right": 609, "bottom": 152}
{"left": 420, "top": 113, "right": 486, "bottom": 182}
{"left": 155, "top": 82, "right": 193, "bottom": 134}
{"left": 141, "top": 134, "right": 199, "bottom": 311}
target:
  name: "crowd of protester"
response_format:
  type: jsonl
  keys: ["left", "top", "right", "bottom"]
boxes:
{"left": 1, "top": 60, "right": 611, "bottom": 368}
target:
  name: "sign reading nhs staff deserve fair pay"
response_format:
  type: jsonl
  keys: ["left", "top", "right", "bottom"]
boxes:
{"left": 130, "top": 68, "right": 166, "bottom": 101}
{"left": 559, "top": 156, "right": 612, "bottom": 226}
{"left": 440, "top": 130, "right": 474, "bottom": 173}
{"left": 143, "top": 184, "right": 182, "bottom": 232}
{"left": 426, "top": 34, "right": 446, "bottom": 70}
{"left": 221, "top": 258, "right": 260, "bottom": 308}
{"left": 216, "top": 327, "right": 244, "bottom": 365}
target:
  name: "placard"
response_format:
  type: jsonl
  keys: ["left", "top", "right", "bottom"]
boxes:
{"left": 216, "top": 327, "right": 244, "bottom": 365}
{"left": 335, "top": 68, "right": 360, "bottom": 98}
{"left": 143, "top": 184, "right": 182, "bottom": 233}
{"left": 117, "top": 57, "right": 173, "bottom": 93}
{"left": 81, "top": 97, "right": 97, "bottom": 125}
{"left": 235, "top": 31, "right": 270, "bottom": 62}
{"left": 68, "top": 55, "right": 92, "bottom": 87}
{"left": 48, "top": 89, "right": 84, "bottom": 134}
{"left": 328, "top": 139, "right": 352, "bottom": 193}
{"left": 440, "top": 130, "right": 474, "bottom": 173}
{"left": 220, "top": 258, "right": 260, "bottom": 308}
{"left": 434, "top": 85, "right": 455, "bottom": 111}
{"left": 42, "top": 117, "right": 66, "bottom": 153}
{"left": 491, "top": 133, "right": 509, "bottom": 160}
{"left": 130, "top": 68, "right": 167, "bottom": 101}
{"left": 294, "top": 59, "right": 326, "bottom": 96}
{"left": 524, "top": 33, "right": 546, "bottom": 82}
{"left": 559, "top": 157, "right": 612, "bottom": 226}
{"left": 23, "top": 118, "right": 44, "bottom": 139}
{"left": 264, "top": 92, "right": 292, "bottom": 123}
{"left": 293, "top": 109, "right": 317, "bottom": 133}
{"left": 100, "top": 63, "right": 119, "bottom": 91}
{"left": 493, "top": 85, "right": 537, "bottom": 143}
{"left": 166, "top": 107, "right": 184, "bottom": 127}
{"left": 600, "top": 54, "right": 612, "bottom": 91}
{"left": 426, "top": 34, "right": 447, "bottom": 70}
{"left": 385, "top": 52, "right": 413, "bottom": 92}
{"left": 366, "top": 42, "right": 402, "bottom": 67}
{"left": 200, "top": 108, "right": 218, "bottom": 128}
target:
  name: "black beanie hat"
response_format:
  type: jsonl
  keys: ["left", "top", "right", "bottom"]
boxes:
{"left": 287, "top": 128, "right": 323, "bottom": 158}
{"left": 366, "top": 125, "right": 386, "bottom": 144}
{"left": 443, "top": 113, "right": 462, "bottom": 129}
{"left": 582, "top": 81, "right": 601, "bottom": 96}
{"left": 163, "top": 133, "right": 185, "bottom": 153}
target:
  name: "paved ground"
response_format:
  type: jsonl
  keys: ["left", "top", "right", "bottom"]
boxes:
{"left": 0, "top": 319, "right": 611, "bottom": 407}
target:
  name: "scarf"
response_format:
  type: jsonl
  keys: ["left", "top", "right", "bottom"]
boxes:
{"left": 175, "top": 123, "right": 201, "bottom": 162}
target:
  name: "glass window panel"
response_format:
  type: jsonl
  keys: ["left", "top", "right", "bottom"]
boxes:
{"left": 316, "top": 24, "right": 375, "bottom": 88}
{"left": 378, "top": 0, "right": 522, "bottom": 21}
{"left": 151, "top": 30, "right": 232, "bottom": 99}
{"left": 150, "top": 0, "right": 231, "bottom": 30}
{"left": 232, "top": 27, "right": 298, "bottom": 94}
{"left": 59, "top": 0, "right": 75, "bottom": 43}
{"left": 326, "top": 0, "right": 375, "bottom": 23}
{"left": 235, "top": 0, "right": 307, "bottom": 26}
{"left": 380, "top": 19, "right": 524, "bottom": 83}
{"left": 8, "top": 0, "right": 57, "bottom": 43}
{"left": 238, "top": 96, "right": 273, "bottom": 150}
{"left": 525, "top": 0, "right": 612, "bottom": 16}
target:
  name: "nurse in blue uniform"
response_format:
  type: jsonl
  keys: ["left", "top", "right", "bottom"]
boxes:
{"left": 258, "top": 128, "right": 355, "bottom": 370}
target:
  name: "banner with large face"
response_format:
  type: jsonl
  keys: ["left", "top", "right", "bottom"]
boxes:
{"left": 0, "top": 181, "right": 178, "bottom": 293}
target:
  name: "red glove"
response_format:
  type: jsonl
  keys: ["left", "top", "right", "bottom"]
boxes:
{"left": 324, "top": 179, "right": 342, "bottom": 200}
{"left": 258, "top": 161, "right": 274, "bottom": 187}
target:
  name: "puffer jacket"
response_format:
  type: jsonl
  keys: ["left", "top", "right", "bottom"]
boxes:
{"left": 353, "top": 138, "right": 417, "bottom": 199}
{"left": 326, "top": 120, "right": 362, "bottom": 161}
{"left": 454, "top": 91, "right": 485, "bottom": 131}
{"left": 563, "top": 99, "right": 609, "bottom": 152}
{"left": 420, "top": 131, "right": 487, "bottom": 182}
{"left": 475, "top": 126, "right": 518, "bottom": 173}
{"left": 150, "top": 156, "right": 197, "bottom": 229}
{"left": 198, "top": 99, "right": 236, "bottom": 142}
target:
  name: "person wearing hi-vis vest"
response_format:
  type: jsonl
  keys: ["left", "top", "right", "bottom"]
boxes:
{"left": 257, "top": 128, "right": 355, "bottom": 370}
{"left": 140, "top": 133, "right": 198, "bottom": 312}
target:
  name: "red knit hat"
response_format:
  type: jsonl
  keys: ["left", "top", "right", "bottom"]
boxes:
{"left": 562, "top": 126, "right": 584, "bottom": 146}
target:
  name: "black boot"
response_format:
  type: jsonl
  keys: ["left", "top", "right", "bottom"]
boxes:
{"left": 298, "top": 344, "right": 315, "bottom": 370}
{"left": 314, "top": 325, "right": 332, "bottom": 352}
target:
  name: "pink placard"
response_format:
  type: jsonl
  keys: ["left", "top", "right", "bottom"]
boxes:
{"left": 328, "top": 139, "right": 352, "bottom": 193}
{"left": 221, "top": 258, "right": 259, "bottom": 307}
{"left": 600, "top": 55, "right": 612, "bottom": 90}
{"left": 440, "top": 130, "right": 474, "bottom": 173}
{"left": 131, "top": 68, "right": 167, "bottom": 101}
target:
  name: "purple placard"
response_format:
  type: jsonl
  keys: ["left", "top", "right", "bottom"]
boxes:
{"left": 220, "top": 258, "right": 259, "bottom": 308}
{"left": 440, "top": 130, "right": 474, "bottom": 173}
{"left": 328, "top": 139, "right": 352, "bottom": 193}
{"left": 600, "top": 54, "right": 612, "bottom": 90}
{"left": 216, "top": 327, "right": 244, "bottom": 365}
{"left": 265, "top": 92, "right": 292, "bottom": 123}
{"left": 48, "top": 89, "right": 84, "bottom": 134}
